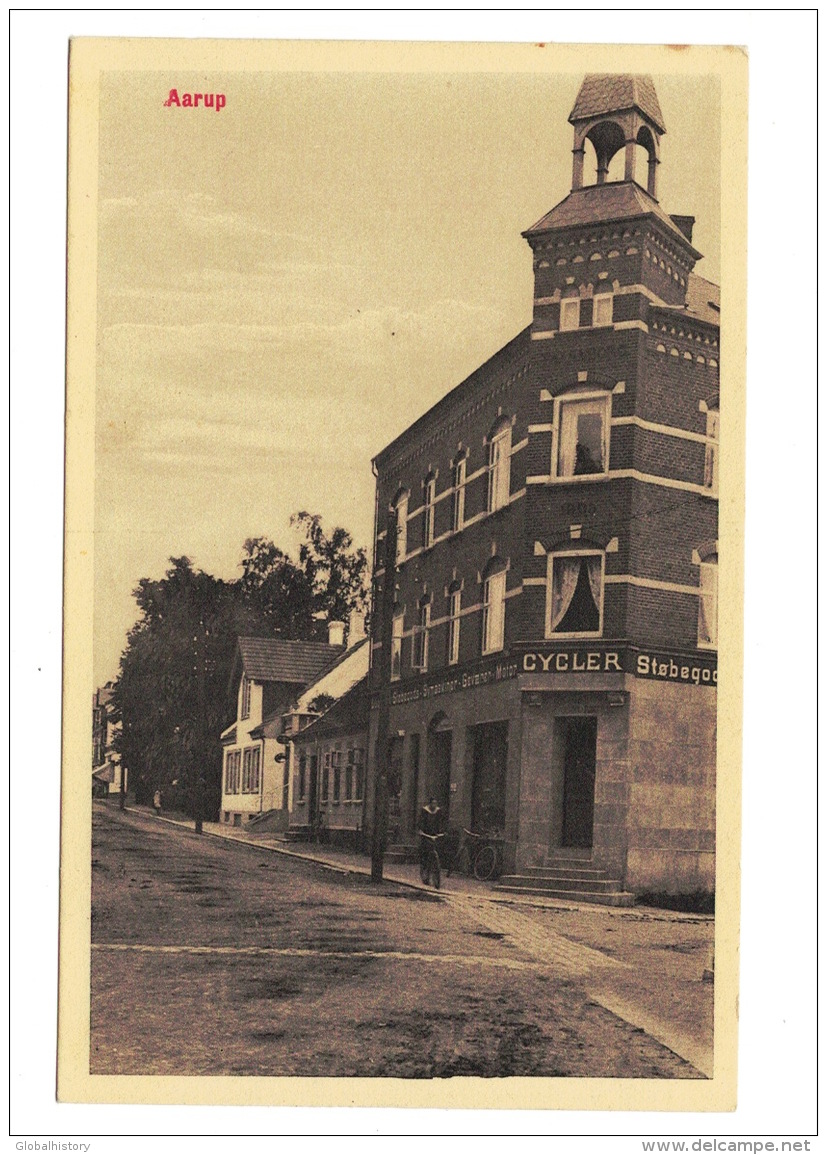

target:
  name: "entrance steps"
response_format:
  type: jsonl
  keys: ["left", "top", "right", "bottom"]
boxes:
{"left": 280, "top": 825, "right": 312, "bottom": 842}
{"left": 495, "top": 854, "right": 635, "bottom": 907}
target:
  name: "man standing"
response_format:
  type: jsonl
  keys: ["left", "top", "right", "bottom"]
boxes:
{"left": 418, "top": 795, "right": 444, "bottom": 874}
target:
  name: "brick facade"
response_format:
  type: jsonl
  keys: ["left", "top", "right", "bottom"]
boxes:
{"left": 367, "top": 75, "right": 719, "bottom": 895}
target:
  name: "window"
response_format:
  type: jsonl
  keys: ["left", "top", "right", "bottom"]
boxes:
{"left": 546, "top": 552, "right": 604, "bottom": 637}
{"left": 240, "top": 676, "right": 251, "bottom": 720}
{"left": 353, "top": 748, "right": 365, "bottom": 801}
{"left": 697, "top": 557, "right": 718, "bottom": 649}
{"left": 482, "top": 568, "right": 507, "bottom": 655}
{"left": 345, "top": 749, "right": 354, "bottom": 802}
{"left": 560, "top": 297, "right": 581, "bottom": 331}
{"left": 332, "top": 751, "right": 341, "bottom": 803}
{"left": 704, "top": 408, "right": 719, "bottom": 493}
{"left": 556, "top": 394, "right": 610, "bottom": 477}
{"left": 412, "top": 601, "right": 430, "bottom": 672}
{"left": 448, "top": 588, "right": 461, "bottom": 665}
{"left": 488, "top": 423, "right": 512, "bottom": 512}
{"left": 592, "top": 293, "right": 614, "bottom": 327}
{"left": 242, "top": 746, "right": 261, "bottom": 793}
{"left": 321, "top": 752, "right": 330, "bottom": 801}
{"left": 391, "top": 612, "right": 404, "bottom": 681}
{"left": 298, "top": 755, "right": 306, "bottom": 802}
{"left": 423, "top": 475, "right": 436, "bottom": 547}
{"left": 224, "top": 749, "right": 241, "bottom": 795}
{"left": 452, "top": 458, "right": 466, "bottom": 531}
{"left": 394, "top": 493, "right": 408, "bottom": 564}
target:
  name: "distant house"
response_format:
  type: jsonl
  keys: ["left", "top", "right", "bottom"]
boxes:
{"left": 278, "top": 628, "right": 370, "bottom": 846}
{"left": 289, "top": 672, "right": 371, "bottom": 849}
{"left": 92, "top": 682, "right": 124, "bottom": 798}
{"left": 219, "top": 631, "right": 345, "bottom": 827}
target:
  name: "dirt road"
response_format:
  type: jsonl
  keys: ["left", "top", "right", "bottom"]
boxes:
{"left": 91, "top": 804, "right": 702, "bottom": 1078}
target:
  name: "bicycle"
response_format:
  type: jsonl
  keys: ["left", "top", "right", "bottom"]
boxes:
{"left": 418, "top": 831, "right": 447, "bottom": 889}
{"left": 452, "top": 828, "right": 506, "bottom": 882}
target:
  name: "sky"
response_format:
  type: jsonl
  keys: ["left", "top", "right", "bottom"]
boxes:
{"left": 94, "top": 66, "right": 720, "bottom": 686}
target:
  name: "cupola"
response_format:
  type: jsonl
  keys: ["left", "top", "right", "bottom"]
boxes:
{"left": 569, "top": 74, "right": 665, "bottom": 197}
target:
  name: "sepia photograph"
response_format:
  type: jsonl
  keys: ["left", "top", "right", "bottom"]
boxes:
{"left": 58, "top": 36, "right": 748, "bottom": 1112}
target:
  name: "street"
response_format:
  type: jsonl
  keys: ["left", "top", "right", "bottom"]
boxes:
{"left": 91, "top": 804, "right": 710, "bottom": 1079}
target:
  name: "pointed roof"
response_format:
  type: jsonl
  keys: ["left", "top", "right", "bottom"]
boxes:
{"left": 236, "top": 636, "right": 344, "bottom": 685}
{"left": 569, "top": 74, "right": 665, "bottom": 133}
{"left": 291, "top": 674, "right": 370, "bottom": 743}
{"left": 523, "top": 181, "right": 702, "bottom": 260}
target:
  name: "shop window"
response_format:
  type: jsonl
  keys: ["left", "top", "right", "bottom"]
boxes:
{"left": 592, "top": 293, "right": 614, "bottom": 327}
{"left": 412, "top": 600, "right": 430, "bottom": 672}
{"left": 394, "top": 491, "right": 408, "bottom": 564}
{"left": 560, "top": 297, "right": 581, "bottom": 331}
{"left": 488, "top": 421, "right": 512, "bottom": 512}
{"left": 391, "top": 611, "right": 404, "bottom": 681}
{"left": 423, "top": 475, "right": 436, "bottom": 548}
{"left": 546, "top": 551, "right": 604, "bottom": 637}
{"left": 448, "top": 587, "right": 461, "bottom": 666}
{"left": 698, "top": 557, "right": 718, "bottom": 650}
{"left": 704, "top": 408, "right": 719, "bottom": 493}
{"left": 482, "top": 566, "right": 507, "bottom": 655}
{"left": 240, "top": 676, "right": 251, "bottom": 720}
{"left": 555, "top": 393, "right": 610, "bottom": 478}
{"left": 452, "top": 457, "right": 466, "bottom": 531}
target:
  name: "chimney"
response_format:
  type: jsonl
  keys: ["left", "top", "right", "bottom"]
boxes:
{"left": 327, "top": 620, "right": 345, "bottom": 647}
{"left": 348, "top": 609, "right": 366, "bottom": 646}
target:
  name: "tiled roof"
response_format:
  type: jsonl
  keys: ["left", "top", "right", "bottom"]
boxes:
{"left": 523, "top": 181, "right": 701, "bottom": 258}
{"left": 237, "top": 636, "right": 343, "bottom": 685}
{"left": 570, "top": 75, "right": 665, "bottom": 133}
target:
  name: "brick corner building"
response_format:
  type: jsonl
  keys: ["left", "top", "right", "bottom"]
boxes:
{"left": 367, "top": 75, "right": 719, "bottom": 902}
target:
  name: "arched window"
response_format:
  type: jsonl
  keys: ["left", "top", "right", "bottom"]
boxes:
{"left": 545, "top": 549, "right": 604, "bottom": 638}
{"left": 488, "top": 419, "right": 512, "bottom": 513}
{"left": 697, "top": 553, "right": 718, "bottom": 650}
{"left": 482, "top": 560, "right": 507, "bottom": 655}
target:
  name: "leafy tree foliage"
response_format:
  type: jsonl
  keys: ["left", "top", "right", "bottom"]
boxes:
{"left": 111, "top": 516, "right": 368, "bottom": 820}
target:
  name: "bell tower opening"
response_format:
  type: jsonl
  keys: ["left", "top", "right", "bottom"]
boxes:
{"left": 569, "top": 74, "right": 666, "bottom": 198}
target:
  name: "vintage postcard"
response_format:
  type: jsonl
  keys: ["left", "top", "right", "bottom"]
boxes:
{"left": 60, "top": 38, "right": 747, "bottom": 1111}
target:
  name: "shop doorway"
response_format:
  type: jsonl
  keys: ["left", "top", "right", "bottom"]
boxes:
{"left": 559, "top": 716, "right": 597, "bottom": 848}
{"left": 427, "top": 713, "right": 452, "bottom": 821}
{"left": 471, "top": 720, "right": 508, "bottom": 831}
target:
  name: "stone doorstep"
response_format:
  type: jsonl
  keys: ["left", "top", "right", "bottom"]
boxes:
{"left": 496, "top": 884, "right": 636, "bottom": 908}
{"left": 501, "top": 873, "right": 626, "bottom": 893}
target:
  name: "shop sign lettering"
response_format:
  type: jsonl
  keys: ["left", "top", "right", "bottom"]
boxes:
{"left": 522, "top": 650, "right": 621, "bottom": 674}
{"left": 391, "top": 658, "right": 518, "bottom": 706}
{"left": 636, "top": 653, "right": 717, "bottom": 685}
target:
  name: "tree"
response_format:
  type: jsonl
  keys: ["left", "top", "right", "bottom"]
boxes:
{"left": 291, "top": 511, "right": 369, "bottom": 636}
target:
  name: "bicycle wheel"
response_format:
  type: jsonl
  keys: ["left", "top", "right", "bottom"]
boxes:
{"left": 473, "top": 844, "right": 498, "bottom": 882}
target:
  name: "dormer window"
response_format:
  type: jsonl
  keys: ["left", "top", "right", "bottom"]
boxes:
{"left": 240, "top": 676, "right": 251, "bottom": 720}
{"left": 555, "top": 393, "right": 610, "bottom": 478}
{"left": 592, "top": 293, "right": 614, "bottom": 327}
{"left": 560, "top": 298, "right": 581, "bottom": 331}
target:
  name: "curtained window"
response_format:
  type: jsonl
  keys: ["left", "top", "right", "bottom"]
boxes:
{"left": 556, "top": 395, "right": 610, "bottom": 478}
{"left": 488, "top": 424, "right": 512, "bottom": 512}
{"left": 482, "top": 568, "right": 507, "bottom": 654}
{"left": 546, "top": 553, "right": 603, "bottom": 637}
{"left": 697, "top": 558, "right": 718, "bottom": 649}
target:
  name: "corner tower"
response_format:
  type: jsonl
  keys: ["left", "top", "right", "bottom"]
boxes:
{"left": 569, "top": 74, "right": 665, "bottom": 195}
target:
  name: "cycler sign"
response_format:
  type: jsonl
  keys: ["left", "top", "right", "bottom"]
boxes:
{"left": 520, "top": 646, "right": 717, "bottom": 686}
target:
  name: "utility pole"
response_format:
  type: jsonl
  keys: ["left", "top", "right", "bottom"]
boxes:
{"left": 371, "top": 504, "right": 397, "bottom": 882}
